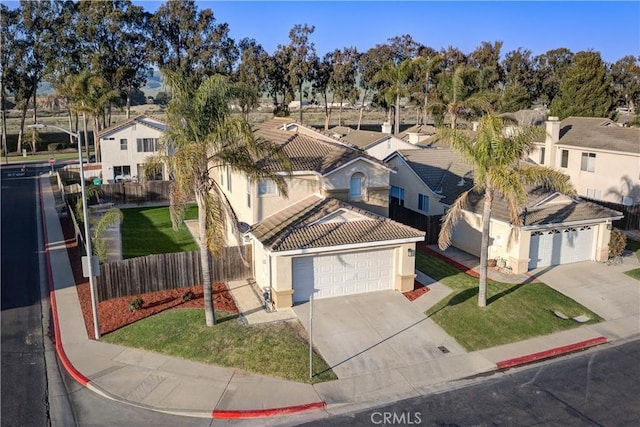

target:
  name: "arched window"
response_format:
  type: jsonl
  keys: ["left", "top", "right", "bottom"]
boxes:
{"left": 349, "top": 173, "right": 365, "bottom": 201}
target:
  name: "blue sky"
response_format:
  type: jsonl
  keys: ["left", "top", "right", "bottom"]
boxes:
{"left": 5, "top": 1, "right": 639, "bottom": 63}
{"left": 134, "top": 1, "right": 640, "bottom": 63}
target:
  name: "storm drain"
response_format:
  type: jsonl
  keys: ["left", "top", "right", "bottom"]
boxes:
{"left": 438, "top": 345, "right": 450, "bottom": 354}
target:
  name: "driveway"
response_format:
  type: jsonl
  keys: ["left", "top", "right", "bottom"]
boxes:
{"left": 530, "top": 253, "right": 640, "bottom": 321}
{"left": 292, "top": 291, "right": 464, "bottom": 379}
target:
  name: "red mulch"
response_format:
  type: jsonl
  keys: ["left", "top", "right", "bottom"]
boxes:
{"left": 403, "top": 280, "right": 430, "bottom": 302}
{"left": 58, "top": 214, "right": 238, "bottom": 339}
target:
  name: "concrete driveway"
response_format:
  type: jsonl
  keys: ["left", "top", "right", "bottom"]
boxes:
{"left": 530, "top": 253, "right": 640, "bottom": 321}
{"left": 292, "top": 291, "right": 464, "bottom": 379}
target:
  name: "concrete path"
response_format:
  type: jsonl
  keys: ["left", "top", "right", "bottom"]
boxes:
{"left": 293, "top": 291, "right": 466, "bottom": 379}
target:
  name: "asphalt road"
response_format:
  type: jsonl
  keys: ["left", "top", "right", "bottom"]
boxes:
{"left": 301, "top": 339, "right": 640, "bottom": 426}
{"left": 1, "top": 165, "right": 50, "bottom": 427}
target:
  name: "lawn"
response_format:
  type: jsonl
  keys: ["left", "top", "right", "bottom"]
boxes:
{"left": 121, "top": 204, "right": 199, "bottom": 258}
{"left": 102, "top": 309, "right": 337, "bottom": 384}
{"left": 417, "top": 252, "right": 603, "bottom": 351}
{"left": 623, "top": 238, "right": 640, "bottom": 281}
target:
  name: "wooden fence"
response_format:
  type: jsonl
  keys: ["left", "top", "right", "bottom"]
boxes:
{"left": 99, "top": 181, "right": 171, "bottom": 204}
{"left": 580, "top": 197, "right": 640, "bottom": 231}
{"left": 389, "top": 200, "right": 441, "bottom": 244}
{"left": 95, "top": 245, "right": 252, "bottom": 301}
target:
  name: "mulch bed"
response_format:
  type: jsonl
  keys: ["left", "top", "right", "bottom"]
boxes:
{"left": 58, "top": 213, "right": 238, "bottom": 339}
{"left": 403, "top": 280, "right": 430, "bottom": 302}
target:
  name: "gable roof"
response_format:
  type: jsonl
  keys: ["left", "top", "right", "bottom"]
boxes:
{"left": 392, "top": 148, "right": 475, "bottom": 205}
{"left": 463, "top": 188, "right": 623, "bottom": 227}
{"left": 336, "top": 129, "right": 389, "bottom": 149}
{"left": 250, "top": 195, "right": 425, "bottom": 252}
{"left": 253, "top": 118, "right": 391, "bottom": 175}
{"left": 555, "top": 117, "right": 640, "bottom": 154}
{"left": 397, "top": 124, "right": 436, "bottom": 140}
{"left": 98, "top": 114, "right": 167, "bottom": 137}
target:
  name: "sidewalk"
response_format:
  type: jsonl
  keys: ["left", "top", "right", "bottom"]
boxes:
{"left": 40, "top": 175, "right": 639, "bottom": 421}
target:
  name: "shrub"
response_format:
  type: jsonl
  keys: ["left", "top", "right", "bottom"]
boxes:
{"left": 128, "top": 297, "right": 144, "bottom": 312}
{"left": 608, "top": 228, "right": 627, "bottom": 258}
{"left": 182, "top": 290, "right": 196, "bottom": 302}
{"left": 47, "top": 142, "right": 67, "bottom": 151}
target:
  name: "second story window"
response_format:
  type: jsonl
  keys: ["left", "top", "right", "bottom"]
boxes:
{"left": 561, "top": 150, "right": 569, "bottom": 168}
{"left": 580, "top": 152, "right": 596, "bottom": 172}
{"left": 390, "top": 185, "right": 405, "bottom": 206}
{"left": 349, "top": 173, "right": 365, "bottom": 201}
{"left": 120, "top": 138, "right": 127, "bottom": 150}
{"left": 136, "top": 138, "right": 157, "bottom": 153}
{"left": 258, "top": 179, "right": 276, "bottom": 195}
{"left": 418, "top": 193, "right": 429, "bottom": 213}
{"left": 246, "top": 178, "right": 251, "bottom": 207}
{"left": 539, "top": 147, "right": 545, "bottom": 165}
{"left": 226, "top": 166, "right": 232, "bottom": 192}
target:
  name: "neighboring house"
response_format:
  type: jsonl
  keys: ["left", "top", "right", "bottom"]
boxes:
{"left": 99, "top": 115, "right": 168, "bottom": 183}
{"left": 397, "top": 124, "right": 439, "bottom": 146}
{"left": 452, "top": 189, "right": 623, "bottom": 273}
{"left": 328, "top": 127, "right": 418, "bottom": 160}
{"left": 385, "top": 148, "right": 475, "bottom": 216}
{"left": 530, "top": 117, "right": 640, "bottom": 207}
{"left": 215, "top": 117, "right": 425, "bottom": 309}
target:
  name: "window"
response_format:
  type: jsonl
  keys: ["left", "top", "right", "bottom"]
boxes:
{"left": 136, "top": 138, "right": 157, "bottom": 153}
{"left": 586, "top": 188, "right": 601, "bottom": 199}
{"left": 418, "top": 194, "right": 429, "bottom": 213}
{"left": 113, "top": 165, "right": 131, "bottom": 181}
{"left": 120, "top": 138, "right": 128, "bottom": 150}
{"left": 226, "top": 166, "right": 232, "bottom": 191}
{"left": 246, "top": 178, "right": 251, "bottom": 207}
{"left": 390, "top": 185, "right": 405, "bottom": 206}
{"left": 539, "top": 147, "right": 545, "bottom": 165}
{"left": 561, "top": 150, "right": 569, "bottom": 168}
{"left": 349, "top": 173, "right": 365, "bottom": 200}
{"left": 258, "top": 179, "right": 276, "bottom": 195}
{"left": 580, "top": 152, "right": 596, "bottom": 172}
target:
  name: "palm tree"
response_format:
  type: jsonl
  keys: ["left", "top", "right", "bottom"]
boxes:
{"left": 412, "top": 54, "right": 443, "bottom": 125}
{"left": 152, "top": 70, "right": 292, "bottom": 326}
{"left": 374, "top": 59, "right": 414, "bottom": 135}
{"left": 437, "top": 114, "right": 575, "bottom": 307}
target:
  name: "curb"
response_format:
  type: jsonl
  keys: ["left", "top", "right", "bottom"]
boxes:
{"left": 38, "top": 177, "right": 327, "bottom": 420}
{"left": 213, "top": 402, "right": 326, "bottom": 419}
{"left": 496, "top": 336, "right": 609, "bottom": 369}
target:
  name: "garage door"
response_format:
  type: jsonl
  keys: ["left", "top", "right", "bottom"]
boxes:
{"left": 528, "top": 225, "right": 595, "bottom": 270}
{"left": 292, "top": 249, "right": 394, "bottom": 303}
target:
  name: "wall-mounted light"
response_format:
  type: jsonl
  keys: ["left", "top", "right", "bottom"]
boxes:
{"left": 606, "top": 223, "right": 612, "bottom": 230}
{"left": 408, "top": 248, "right": 416, "bottom": 257}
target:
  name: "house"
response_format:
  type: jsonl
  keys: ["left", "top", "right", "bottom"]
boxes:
{"left": 215, "top": 117, "right": 425, "bottom": 309}
{"left": 452, "top": 189, "right": 623, "bottom": 273}
{"left": 387, "top": 147, "right": 623, "bottom": 273}
{"left": 328, "top": 127, "right": 418, "bottom": 160}
{"left": 530, "top": 117, "right": 640, "bottom": 207}
{"left": 99, "top": 115, "right": 168, "bottom": 183}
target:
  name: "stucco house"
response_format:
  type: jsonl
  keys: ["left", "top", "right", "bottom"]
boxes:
{"left": 99, "top": 115, "right": 168, "bottom": 183}
{"left": 530, "top": 117, "right": 640, "bottom": 207}
{"left": 328, "top": 126, "right": 418, "bottom": 160}
{"left": 216, "top": 117, "right": 425, "bottom": 309}
{"left": 386, "top": 147, "right": 623, "bottom": 273}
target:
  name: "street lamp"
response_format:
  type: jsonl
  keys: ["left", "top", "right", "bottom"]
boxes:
{"left": 28, "top": 123, "right": 101, "bottom": 339}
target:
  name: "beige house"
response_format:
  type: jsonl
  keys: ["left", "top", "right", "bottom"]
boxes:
{"left": 530, "top": 117, "right": 640, "bottom": 206}
{"left": 328, "top": 127, "right": 418, "bottom": 160}
{"left": 216, "top": 118, "right": 425, "bottom": 309}
{"left": 99, "top": 115, "right": 168, "bottom": 183}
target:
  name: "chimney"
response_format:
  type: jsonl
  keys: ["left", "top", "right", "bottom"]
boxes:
{"left": 545, "top": 116, "right": 560, "bottom": 167}
{"left": 381, "top": 122, "right": 392, "bottom": 134}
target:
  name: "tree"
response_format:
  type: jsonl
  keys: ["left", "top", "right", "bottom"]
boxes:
{"left": 500, "top": 48, "right": 536, "bottom": 111}
{"left": 610, "top": 55, "right": 640, "bottom": 114}
{"left": 283, "top": 24, "right": 316, "bottom": 123}
{"left": 550, "top": 51, "right": 614, "bottom": 119}
{"left": 374, "top": 59, "right": 414, "bottom": 135}
{"left": 411, "top": 53, "right": 443, "bottom": 124}
{"left": 533, "top": 48, "right": 574, "bottom": 106}
{"left": 437, "top": 114, "right": 575, "bottom": 307}
{"left": 155, "top": 71, "right": 292, "bottom": 326}
{"left": 328, "top": 47, "right": 359, "bottom": 127}
{"left": 234, "top": 38, "right": 269, "bottom": 121}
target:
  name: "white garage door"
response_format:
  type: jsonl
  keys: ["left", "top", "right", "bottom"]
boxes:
{"left": 528, "top": 225, "right": 595, "bottom": 270}
{"left": 292, "top": 248, "right": 394, "bottom": 303}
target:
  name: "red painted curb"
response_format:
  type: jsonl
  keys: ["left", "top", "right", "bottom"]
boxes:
{"left": 212, "top": 401, "right": 326, "bottom": 419}
{"left": 418, "top": 245, "right": 480, "bottom": 278}
{"left": 496, "top": 336, "right": 608, "bottom": 369}
{"left": 39, "top": 178, "right": 91, "bottom": 387}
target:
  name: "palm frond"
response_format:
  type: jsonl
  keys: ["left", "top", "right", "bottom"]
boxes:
{"left": 517, "top": 163, "right": 576, "bottom": 196}
{"left": 438, "top": 190, "right": 470, "bottom": 250}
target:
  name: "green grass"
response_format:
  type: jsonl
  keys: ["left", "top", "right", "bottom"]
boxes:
{"left": 121, "top": 205, "right": 199, "bottom": 258}
{"left": 4, "top": 151, "right": 90, "bottom": 163}
{"left": 623, "top": 239, "right": 640, "bottom": 280}
{"left": 417, "top": 252, "right": 603, "bottom": 351}
{"left": 102, "top": 309, "right": 337, "bottom": 384}
{"left": 624, "top": 268, "right": 640, "bottom": 281}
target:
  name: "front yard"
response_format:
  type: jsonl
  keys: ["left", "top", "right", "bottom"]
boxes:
{"left": 417, "top": 252, "right": 603, "bottom": 351}
{"left": 623, "top": 238, "right": 640, "bottom": 280}
{"left": 103, "top": 309, "right": 337, "bottom": 384}
{"left": 121, "top": 204, "right": 199, "bottom": 258}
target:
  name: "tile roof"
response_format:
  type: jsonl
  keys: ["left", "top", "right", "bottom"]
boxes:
{"left": 98, "top": 114, "right": 167, "bottom": 137}
{"left": 397, "top": 124, "right": 436, "bottom": 140}
{"left": 463, "top": 188, "right": 623, "bottom": 227}
{"left": 250, "top": 195, "right": 425, "bottom": 252}
{"left": 338, "top": 129, "right": 389, "bottom": 149}
{"left": 556, "top": 117, "right": 640, "bottom": 154}
{"left": 394, "top": 148, "right": 475, "bottom": 205}
{"left": 253, "top": 118, "right": 389, "bottom": 174}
